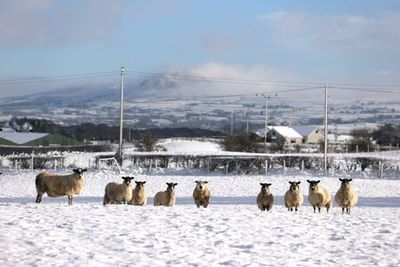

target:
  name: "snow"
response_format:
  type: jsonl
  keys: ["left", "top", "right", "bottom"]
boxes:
{"left": 159, "top": 138, "right": 222, "bottom": 154}
{"left": 1, "top": 165, "right": 399, "bottom": 266}
{"left": 0, "top": 132, "right": 49, "bottom": 144}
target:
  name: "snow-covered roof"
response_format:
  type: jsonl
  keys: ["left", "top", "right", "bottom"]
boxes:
{"left": 0, "top": 132, "right": 49, "bottom": 145}
{"left": 269, "top": 126, "right": 303, "bottom": 139}
{"left": 293, "top": 125, "right": 323, "bottom": 137}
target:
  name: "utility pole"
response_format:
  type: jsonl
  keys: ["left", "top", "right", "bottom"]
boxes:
{"left": 246, "top": 107, "right": 249, "bottom": 134}
{"left": 324, "top": 83, "right": 328, "bottom": 176}
{"left": 118, "top": 66, "right": 125, "bottom": 163}
{"left": 230, "top": 111, "right": 234, "bottom": 135}
{"left": 256, "top": 93, "right": 277, "bottom": 152}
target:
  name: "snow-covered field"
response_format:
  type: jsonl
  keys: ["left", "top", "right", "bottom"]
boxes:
{"left": 1, "top": 167, "right": 399, "bottom": 266}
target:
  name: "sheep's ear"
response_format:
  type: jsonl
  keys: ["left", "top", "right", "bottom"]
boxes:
{"left": 316, "top": 180, "right": 320, "bottom": 184}
{"left": 297, "top": 181, "right": 301, "bottom": 184}
{"left": 173, "top": 183, "right": 178, "bottom": 186}
{"left": 142, "top": 181, "right": 146, "bottom": 184}
{"left": 307, "top": 180, "right": 311, "bottom": 183}
{"left": 203, "top": 181, "right": 208, "bottom": 184}
{"left": 82, "top": 168, "right": 87, "bottom": 172}
{"left": 348, "top": 179, "right": 352, "bottom": 182}
{"left": 266, "top": 183, "right": 272, "bottom": 187}
{"left": 260, "top": 183, "right": 264, "bottom": 186}
{"left": 339, "top": 178, "right": 344, "bottom": 182}
{"left": 195, "top": 180, "right": 199, "bottom": 183}
{"left": 289, "top": 181, "right": 293, "bottom": 184}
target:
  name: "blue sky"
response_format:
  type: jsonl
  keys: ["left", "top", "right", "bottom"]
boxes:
{"left": 0, "top": 0, "right": 399, "bottom": 98}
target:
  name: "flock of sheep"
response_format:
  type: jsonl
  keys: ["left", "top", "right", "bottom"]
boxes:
{"left": 34, "top": 168, "right": 358, "bottom": 214}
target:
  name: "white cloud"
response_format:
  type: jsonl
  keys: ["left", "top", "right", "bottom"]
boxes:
{"left": 258, "top": 11, "right": 400, "bottom": 53}
{"left": 0, "top": 0, "right": 126, "bottom": 47}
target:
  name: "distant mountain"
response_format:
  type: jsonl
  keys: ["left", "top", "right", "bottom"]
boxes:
{"left": 0, "top": 74, "right": 190, "bottom": 107}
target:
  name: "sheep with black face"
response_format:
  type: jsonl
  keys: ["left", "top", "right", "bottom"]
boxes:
{"left": 307, "top": 180, "right": 333, "bottom": 213}
{"left": 35, "top": 168, "right": 87, "bottom": 205}
{"left": 154, "top": 183, "right": 178, "bottom": 206}
{"left": 284, "top": 181, "right": 304, "bottom": 212}
{"left": 257, "top": 183, "right": 274, "bottom": 211}
{"left": 128, "top": 181, "right": 147, "bottom": 206}
{"left": 103, "top": 177, "right": 134, "bottom": 205}
{"left": 335, "top": 178, "right": 358, "bottom": 214}
{"left": 193, "top": 181, "right": 211, "bottom": 208}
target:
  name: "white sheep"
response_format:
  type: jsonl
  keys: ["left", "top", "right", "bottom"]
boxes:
{"left": 128, "top": 181, "right": 147, "bottom": 206}
{"left": 103, "top": 177, "right": 134, "bottom": 205}
{"left": 335, "top": 178, "right": 358, "bottom": 214}
{"left": 154, "top": 183, "right": 177, "bottom": 206}
{"left": 193, "top": 181, "right": 211, "bottom": 208}
{"left": 257, "top": 183, "right": 274, "bottom": 211}
{"left": 35, "top": 168, "right": 87, "bottom": 205}
{"left": 284, "top": 181, "right": 304, "bottom": 212}
{"left": 307, "top": 180, "right": 333, "bottom": 213}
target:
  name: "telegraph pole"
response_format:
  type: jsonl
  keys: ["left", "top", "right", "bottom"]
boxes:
{"left": 324, "top": 83, "right": 328, "bottom": 176}
{"left": 246, "top": 107, "right": 249, "bottom": 134}
{"left": 118, "top": 66, "right": 125, "bottom": 163}
{"left": 256, "top": 93, "right": 277, "bottom": 152}
{"left": 230, "top": 111, "right": 234, "bottom": 135}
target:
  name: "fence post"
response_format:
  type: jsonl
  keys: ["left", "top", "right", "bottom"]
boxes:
{"left": 225, "top": 161, "right": 229, "bottom": 175}
{"left": 207, "top": 157, "right": 210, "bottom": 175}
{"left": 30, "top": 153, "right": 34, "bottom": 170}
{"left": 265, "top": 159, "right": 268, "bottom": 175}
{"left": 301, "top": 160, "right": 304, "bottom": 172}
{"left": 149, "top": 159, "right": 153, "bottom": 173}
{"left": 283, "top": 159, "right": 286, "bottom": 174}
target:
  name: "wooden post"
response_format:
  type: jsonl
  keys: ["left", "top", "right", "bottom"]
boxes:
{"left": 301, "top": 160, "right": 304, "bottom": 172}
{"left": 149, "top": 159, "right": 153, "bottom": 173}
{"left": 226, "top": 161, "right": 229, "bottom": 175}
{"left": 265, "top": 159, "right": 268, "bottom": 175}
{"left": 30, "top": 153, "right": 34, "bottom": 170}
{"left": 207, "top": 157, "right": 210, "bottom": 175}
{"left": 283, "top": 159, "right": 286, "bottom": 173}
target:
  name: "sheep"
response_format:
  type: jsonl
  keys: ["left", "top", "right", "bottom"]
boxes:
{"left": 335, "top": 178, "right": 358, "bottom": 214}
{"left": 284, "top": 181, "right": 304, "bottom": 212}
{"left": 35, "top": 168, "right": 87, "bottom": 205}
{"left": 103, "top": 177, "right": 134, "bottom": 205}
{"left": 128, "top": 181, "right": 147, "bottom": 206}
{"left": 257, "top": 183, "right": 274, "bottom": 211}
{"left": 154, "top": 183, "right": 178, "bottom": 206}
{"left": 307, "top": 180, "right": 333, "bottom": 213}
{"left": 193, "top": 180, "right": 211, "bottom": 208}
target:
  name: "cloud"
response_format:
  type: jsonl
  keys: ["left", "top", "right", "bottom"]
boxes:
{"left": 258, "top": 11, "right": 400, "bottom": 53}
{"left": 200, "top": 29, "right": 257, "bottom": 54}
{"left": 0, "top": 0, "right": 126, "bottom": 47}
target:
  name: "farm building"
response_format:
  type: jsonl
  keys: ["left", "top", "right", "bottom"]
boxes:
{"left": 266, "top": 126, "right": 303, "bottom": 144}
{"left": 293, "top": 125, "right": 324, "bottom": 144}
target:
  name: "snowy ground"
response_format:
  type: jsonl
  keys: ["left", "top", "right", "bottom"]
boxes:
{"left": 1, "top": 168, "right": 399, "bottom": 266}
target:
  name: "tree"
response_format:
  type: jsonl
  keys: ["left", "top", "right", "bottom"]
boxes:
{"left": 137, "top": 132, "right": 157, "bottom": 152}
{"left": 222, "top": 133, "right": 261, "bottom": 152}
{"left": 349, "top": 128, "right": 374, "bottom": 152}
{"left": 372, "top": 123, "right": 400, "bottom": 146}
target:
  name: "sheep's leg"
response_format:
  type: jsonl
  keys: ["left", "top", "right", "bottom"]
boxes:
{"left": 68, "top": 195, "right": 73, "bottom": 205}
{"left": 295, "top": 205, "right": 299, "bottom": 212}
{"left": 313, "top": 206, "right": 316, "bottom": 213}
{"left": 347, "top": 207, "right": 350, "bottom": 215}
{"left": 318, "top": 206, "right": 321, "bottom": 213}
{"left": 36, "top": 193, "right": 43, "bottom": 203}
{"left": 342, "top": 207, "right": 345, "bottom": 214}
{"left": 203, "top": 201, "right": 209, "bottom": 208}
{"left": 103, "top": 195, "right": 108, "bottom": 205}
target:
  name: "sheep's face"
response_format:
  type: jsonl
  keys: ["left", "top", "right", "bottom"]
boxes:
{"left": 166, "top": 182, "right": 178, "bottom": 192}
{"left": 135, "top": 181, "right": 146, "bottom": 189}
{"left": 307, "top": 180, "right": 320, "bottom": 191}
{"left": 73, "top": 168, "right": 87, "bottom": 179}
{"left": 195, "top": 181, "right": 208, "bottom": 191}
{"left": 260, "top": 183, "right": 272, "bottom": 192}
{"left": 122, "top": 177, "right": 134, "bottom": 185}
{"left": 339, "top": 178, "right": 352, "bottom": 188}
{"left": 289, "top": 181, "right": 301, "bottom": 193}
